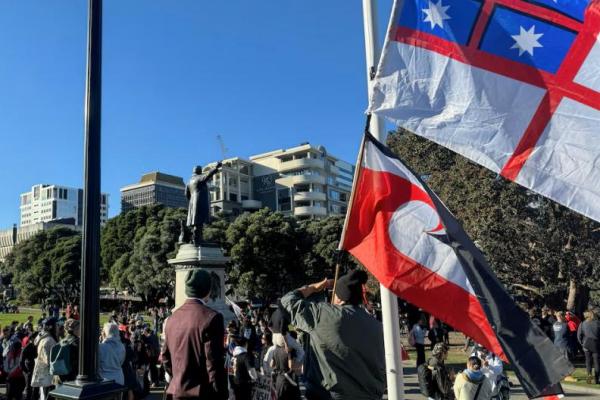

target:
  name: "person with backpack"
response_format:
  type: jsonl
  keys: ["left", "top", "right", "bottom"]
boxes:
{"left": 418, "top": 343, "right": 454, "bottom": 400}
{"left": 453, "top": 356, "right": 493, "bottom": 400}
{"left": 49, "top": 319, "right": 79, "bottom": 384}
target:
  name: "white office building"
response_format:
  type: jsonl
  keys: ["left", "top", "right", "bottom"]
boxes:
{"left": 204, "top": 143, "right": 354, "bottom": 219}
{"left": 20, "top": 184, "right": 109, "bottom": 227}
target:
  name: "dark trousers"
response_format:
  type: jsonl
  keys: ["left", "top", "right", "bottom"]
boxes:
{"left": 415, "top": 343, "right": 426, "bottom": 367}
{"left": 304, "top": 382, "right": 332, "bottom": 400}
{"left": 7, "top": 377, "right": 26, "bottom": 400}
{"left": 232, "top": 383, "right": 252, "bottom": 400}
{"left": 23, "top": 373, "right": 33, "bottom": 400}
{"left": 149, "top": 356, "right": 159, "bottom": 384}
{"left": 584, "top": 350, "right": 600, "bottom": 383}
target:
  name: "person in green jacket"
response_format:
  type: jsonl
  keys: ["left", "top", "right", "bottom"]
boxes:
{"left": 281, "top": 270, "right": 385, "bottom": 400}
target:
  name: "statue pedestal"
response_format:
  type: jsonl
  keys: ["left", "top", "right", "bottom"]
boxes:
{"left": 168, "top": 243, "right": 235, "bottom": 323}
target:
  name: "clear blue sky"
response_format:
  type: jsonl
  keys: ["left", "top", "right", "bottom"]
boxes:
{"left": 0, "top": 1, "right": 392, "bottom": 224}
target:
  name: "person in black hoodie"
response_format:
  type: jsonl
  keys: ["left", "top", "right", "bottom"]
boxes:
{"left": 231, "top": 337, "right": 257, "bottom": 400}
{"left": 578, "top": 310, "right": 600, "bottom": 384}
{"left": 20, "top": 332, "right": 38, "bottom": 400}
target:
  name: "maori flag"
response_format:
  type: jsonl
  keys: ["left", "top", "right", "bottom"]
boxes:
{"left": 369, "top": 0, "right": 600, "bottom": 224}
{"left": 341, "top": 132, "right": 573, "bottom": 399}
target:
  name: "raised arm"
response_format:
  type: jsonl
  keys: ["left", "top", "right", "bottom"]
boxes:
{"left": 202, "top": 162, "right": 223, "bottom": 183}
{"left": 280, "top": 278, "right": 333, "bottom": 333}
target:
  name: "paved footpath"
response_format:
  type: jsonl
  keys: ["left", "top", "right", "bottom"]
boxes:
{"left": 144, "top": 362, "right": 600, "bottom": 400}
{"left": 395, "top": 361, "right": 600, "bottom": 399}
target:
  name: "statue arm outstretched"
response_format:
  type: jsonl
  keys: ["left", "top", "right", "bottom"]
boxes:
{"left": 202, "top": 162, "right": 223, "bottom": 182}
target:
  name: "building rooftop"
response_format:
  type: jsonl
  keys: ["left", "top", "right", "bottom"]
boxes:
{"left": 121, "top": 172, "right": 185, "bottom": 191}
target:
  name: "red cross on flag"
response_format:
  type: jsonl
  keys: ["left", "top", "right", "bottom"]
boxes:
{"left": 342, "top": 133, "right": 573, "bottom": 399}
{"left": 369, "top": 0, "right": 600, "bottom": 223}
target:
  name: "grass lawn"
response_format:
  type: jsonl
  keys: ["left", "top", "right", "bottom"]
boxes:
{"left": 0, "top": 308, "right": 112, "bottom": 329}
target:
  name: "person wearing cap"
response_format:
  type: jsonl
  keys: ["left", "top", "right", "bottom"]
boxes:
{"left": 161, "top": 269, "right": 227, "bottom": 400}
{"left": 31, "top": 317, "right": 58, "bottom": 400}
{"left": 281, "top": 270, "right": 385, "bottom": 400}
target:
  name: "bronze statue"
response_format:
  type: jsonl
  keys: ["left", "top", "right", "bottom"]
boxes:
{"left": 185, "top": 162, "right": 222, "bottom": 245}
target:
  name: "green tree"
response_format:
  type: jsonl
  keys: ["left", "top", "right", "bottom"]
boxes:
{"left": 300, "top": 216, "right": 345, "bottom": 281}
{"left": 104, "top": 205, "right": 186, "bottom": 304}
{"left": 1, "top": 227, "right": 81, "bottom": 305}
{"left": 225, "top": 208, "right": 305, "bottom": 300}
{"left": 387, "top": 129, "right": 600, "bottom": 310}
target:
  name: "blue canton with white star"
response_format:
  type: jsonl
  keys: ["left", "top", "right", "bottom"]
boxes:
{"left": 397, "top": 1, "right": 582, "bottom": 74}
{"left": 398, "top": 0, "right": 483, "bottom": 45}
{"left": 479, "top": 7, "right": 577, "bottom": 73}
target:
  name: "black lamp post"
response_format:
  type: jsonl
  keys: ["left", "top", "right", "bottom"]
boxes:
{"left": 51, "top": 1, "right": 124, "bottom": 399}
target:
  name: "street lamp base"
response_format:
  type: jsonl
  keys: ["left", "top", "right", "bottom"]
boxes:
{"left": 50, "top": 380, "right": 126, "bottom": 400}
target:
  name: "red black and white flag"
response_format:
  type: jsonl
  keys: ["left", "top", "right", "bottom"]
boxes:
{"left": 341, "top": 132, "right": 573, "bottom": 399}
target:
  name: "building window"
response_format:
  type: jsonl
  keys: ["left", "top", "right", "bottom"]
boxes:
{"left": 229, "top": 193, "right": 238, "bottom": 202}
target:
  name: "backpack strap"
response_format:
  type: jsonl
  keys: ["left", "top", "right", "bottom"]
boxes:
{"left": 473, "top": 381, "right": 483, "bottom": 400}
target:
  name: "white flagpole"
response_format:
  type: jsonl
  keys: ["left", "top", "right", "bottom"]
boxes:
{"left": 361, "top": 1, "right": 405, "bottom": 400}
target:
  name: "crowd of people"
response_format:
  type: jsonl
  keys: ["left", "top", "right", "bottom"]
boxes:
{"left": 0, "top": 281, "right": 595, "bottom": 400}
{"left": 162, "top": 268, "right": 386, "bottom": 400}
{"left": 530, "top": 307, "right": 600, "bottom": 385}
{"left": 407, "top": 306, "right": 600, "bottom": 400}
{"left": 0, "top": 302, "right": 168, "bottom": 400}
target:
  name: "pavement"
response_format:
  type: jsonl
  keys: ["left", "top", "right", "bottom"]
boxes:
{"left": 126, "top": 371, "right": 600, "bottom": 400}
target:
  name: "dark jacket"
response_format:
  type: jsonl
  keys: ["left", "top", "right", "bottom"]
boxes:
{"left": 162, "top": 299, "right": 227, "bottom": 399}
{"left": 427, "top": 357, "right": 453, "bottom": 400}
{"left": 20, "top": 339, "right": 37, "bottom": 375}
{"left": 578, "top": 319, "right": 600, "bottom": 352}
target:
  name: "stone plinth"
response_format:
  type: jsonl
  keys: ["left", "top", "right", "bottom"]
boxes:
{"left": 168, "top": 243, "right": 234, "bottom": 322}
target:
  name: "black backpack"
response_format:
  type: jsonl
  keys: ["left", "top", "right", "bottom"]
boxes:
{"left": 417, "top": 363, "right": 437, "bottom": 397}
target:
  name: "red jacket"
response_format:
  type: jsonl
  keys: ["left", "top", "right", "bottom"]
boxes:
{"left": 162, "top": 299, "right": 227, "bottom": 399}
{"left": 566, "top": 313, "right": 581, "bottom": 332}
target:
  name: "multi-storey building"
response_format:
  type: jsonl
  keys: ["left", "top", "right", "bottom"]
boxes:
{"left": 20, "top": 184, "right": 109, "bottom": 227}
{"left": 120, "top": 172, "right": 187, "bottom": 213}
{"left": 0, "top": 222, "right": 81, "bottom": 263}
{"left": 204, "top": 143, "right": 354, "bottom": 219}
{"left": 204, "top": 158, "right": 260, "bottom": 216}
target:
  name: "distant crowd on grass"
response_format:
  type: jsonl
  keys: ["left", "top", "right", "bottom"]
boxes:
{"left": 0, "top": 302, "right": 170, "bottom": 400}
{"left": 407, "top": 306, "right": 600, "bottom": 400}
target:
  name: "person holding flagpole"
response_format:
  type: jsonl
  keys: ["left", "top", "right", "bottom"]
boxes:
{"left": 281, "top": 270, "right": 385, "bottom": 400}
